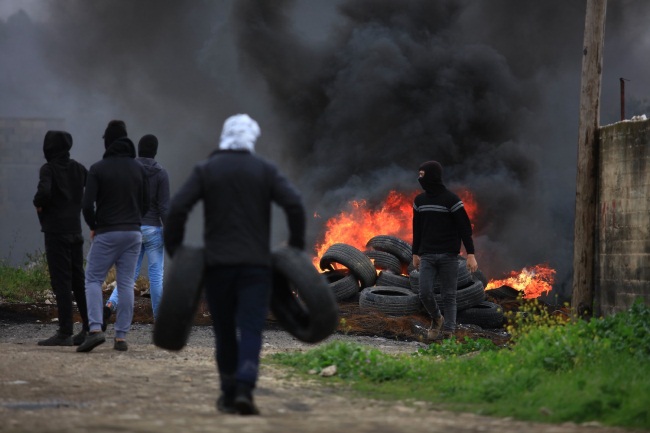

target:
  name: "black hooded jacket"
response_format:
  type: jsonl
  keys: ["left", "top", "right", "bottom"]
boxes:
{"left": 82, "top": 138, "right": 150, "bottom": 234}
{"left": 33, "top": 131, "right": 88, "bottom": 233}
{"left": 136, "top": 157, "right": 170, "bottom": 227}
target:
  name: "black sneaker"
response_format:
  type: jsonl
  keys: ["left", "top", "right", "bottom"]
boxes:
{"left": 76, "top": 331, "right": 106, "bottom": 352}
{"left": 216, "top": 395, "right": 236, "bottom": 414}
{"left": 234, "top": 383, "right": 260, "bottom": 415}
{"left": 102, "top": 303, "right": 114, "bottom": 332}
{"left": 38, "top": 332, "right": 73, "bottom": 346}
{"left": 72, "top": 330, "right": 87, "bottom": 346}
{"left": 113, "top": 340, "right": 128, "bottom": 352}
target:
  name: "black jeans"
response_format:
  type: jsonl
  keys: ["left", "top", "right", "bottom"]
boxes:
{"left": 418, "top": 253, "right": 458, "bottom": 332}
{"left": 44, "top": 232, "right": 89, "bottom": 335}
{"left": 204, "top": 265, "right": 272, "bottom": 390}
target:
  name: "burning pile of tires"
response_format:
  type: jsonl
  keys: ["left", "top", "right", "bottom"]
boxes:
{"left": 318, "top": 235, "right": 504, "bottom": 329}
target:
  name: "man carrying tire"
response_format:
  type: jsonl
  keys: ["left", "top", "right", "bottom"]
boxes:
{"left": 412, "top": 160, "right": 478, "bottom": 340}
{"left": 164, "top": 114, "right": 306, "bottom": 416}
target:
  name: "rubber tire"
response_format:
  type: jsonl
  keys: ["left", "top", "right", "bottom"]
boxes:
{"left": 271, "top": 246, "right": 339, "bottom": 343}
{"left": 457, "top": 301, "right": 505, "bottom": 328}
{"left": 409, "top": 257, "right": 473, "bottom": 293}
{"left": 153, "top": 245, "right": 205, "bottom": 351}
{"left": 322, "top": 270, "right": 359, "bottom": 301}
{"left": 435, "top": 280, "right": 486, "bottom": 311}
{"left": 364, "top": 250, "right": 402, "bottom": 274}
{"left": 319, "top": 243, "right": 377, "bottom": 288}
{"left": 366, "top": 235, "right": 413, "bottom": 265}
{"left": 472, "top": 269, "right": 488, "bottom": 288}
{"left": 376, "top": 271, "right": 411, "bottom": 289}
{"left": 359, "top": 286, "right": 421, "bottom": 316}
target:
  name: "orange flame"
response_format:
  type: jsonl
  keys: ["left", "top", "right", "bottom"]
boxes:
{"left": 313, "top": 190, "right": 417, "bottom": 264}
{"left": 486, "top": 264, "right": 555, "bottom": 299}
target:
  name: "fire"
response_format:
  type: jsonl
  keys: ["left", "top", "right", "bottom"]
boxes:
{"left": 312, "top": 189, "right": 479, "bottom": 264}
{"left": 486, "top": 264, "right": 556, "bottom": 299}
{"left": 313, "top": 190, "right": 416, "bottom": 265}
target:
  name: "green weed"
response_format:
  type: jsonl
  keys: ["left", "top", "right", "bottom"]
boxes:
{"left": 269, "top": 301, "right": 650, "bottom": 429}
{"left": 0, "top": 251, "right": 51, "bottom": 302}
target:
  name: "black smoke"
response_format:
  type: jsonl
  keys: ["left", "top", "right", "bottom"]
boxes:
{"left": 1, "top": 0, "right": 649, "bottom": 301}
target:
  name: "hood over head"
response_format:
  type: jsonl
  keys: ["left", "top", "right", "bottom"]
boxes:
{"left": 103, "top": 137, "right": 136, "bottom": 159}
{"left": 218, "top": 114, "right": 260, "bottom": 152}
{"left": 43, "top": 130, "right": 72, "bottom": 162}
{"left": 418, "top": 160, "right": 445, "bottom": 193}
{"left": 138, "top": 134, "right": 158, "bottom": 158}
{"left": 103, "top": 120, "right": 128, "bottom": 149}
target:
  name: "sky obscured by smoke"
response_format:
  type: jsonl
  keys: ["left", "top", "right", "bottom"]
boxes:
{"left": 1, "top": 0, "right": 649, "bottom": 300}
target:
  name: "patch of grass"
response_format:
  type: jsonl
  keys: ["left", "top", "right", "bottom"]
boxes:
{"left": 0, "top": 251, "right": 52, "bottom": 302}
{"left": 268, "top": 301, "right": 650, "bottom": 429}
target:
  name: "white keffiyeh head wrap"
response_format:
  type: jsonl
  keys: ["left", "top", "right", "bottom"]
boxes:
{"left": 219, "top": 114, "right": 260, "bottom": 152}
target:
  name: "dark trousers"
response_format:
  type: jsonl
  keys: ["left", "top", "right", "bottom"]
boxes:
{"left": 204, "top": 265, "right": 271, "bottom": 391}
{"left": 44, "top": 232, "right": 89, "bottom": 335}
{"left": 418, "top": 253, "right": 458, "bottom": 332}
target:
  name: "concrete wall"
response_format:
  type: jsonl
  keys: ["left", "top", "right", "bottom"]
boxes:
{"left": 597, "top": 118, "right": 650, "bottom": 316}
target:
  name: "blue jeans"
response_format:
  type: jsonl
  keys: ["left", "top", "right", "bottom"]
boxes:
{"left": 85, "top": 231, "right": 142, "bottom": 339}
{"left": 418, "top": 253, "right": 458, "bottom": 332}
{"left": 107, "top": 226, "right": 165, "bottom": 319}
{"left": 203, "top": 265, "right": 272, "bottom": 390}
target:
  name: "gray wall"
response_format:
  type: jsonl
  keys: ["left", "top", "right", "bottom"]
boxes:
{"left": 597, "top": 118, "right": 650, "bottom": 315}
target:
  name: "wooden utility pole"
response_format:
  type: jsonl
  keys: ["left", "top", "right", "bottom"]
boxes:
{"left": 572, "top": 0, "right": 607, "bottom": 318}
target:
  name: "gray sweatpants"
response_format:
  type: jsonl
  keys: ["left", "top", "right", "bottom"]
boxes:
{"left": 85, "top": 231, "right": 142, "bottom": 339}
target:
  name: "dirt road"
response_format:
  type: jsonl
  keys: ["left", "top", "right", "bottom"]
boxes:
{"left": 0, "top": 322, "right": 633, "bottom": 433}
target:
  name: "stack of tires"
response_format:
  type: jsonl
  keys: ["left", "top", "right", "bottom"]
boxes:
{"left": 318, "top": 235, "right": 504, "bottom": 329}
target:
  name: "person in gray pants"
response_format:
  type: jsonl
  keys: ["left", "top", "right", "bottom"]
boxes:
{"left": 77, "top": 120, "right": 149, "bottom": 353}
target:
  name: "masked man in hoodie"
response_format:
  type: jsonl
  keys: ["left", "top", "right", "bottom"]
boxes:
{"left": 412, "top": 160, "right": 478, "bottom": 340}
{"left": 103, "top": 134, "right": 170, "bottom": 326}
{"left": 33, "top": 130, "right": 90, "bottom": 346}
{"left": 77, "top": 120, "right": 149, "bottom": 353}
{"left": 164, "top": 114, "right": 306, "bottom": 416}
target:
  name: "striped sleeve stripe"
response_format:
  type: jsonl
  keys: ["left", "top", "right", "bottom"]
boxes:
{"left": 415, "top": 204, "right": 449, "bottom": 213}
{"left": 450, "top": 201, "right": 464, "bottom": 212}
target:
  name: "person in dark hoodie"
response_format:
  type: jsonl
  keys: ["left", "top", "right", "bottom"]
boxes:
{"left": 412, "top": 160, "right": 478, "bottom": 340}
{"left": 33, "top": 130, "right": 90, "bottom": 346}
{"left": 77, "top": 120, "right": 149, "bottom": 353}
{"left": 103, "top": 134, "right": 170, "bottom": 324}
{"left": 164, "top": 114, "right": 306, "bottom": 416}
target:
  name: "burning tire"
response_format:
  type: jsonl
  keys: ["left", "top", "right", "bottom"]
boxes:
{"left": 456, "top": 256, "right": 473, "bottom": 288}
{"left": 366, "top": 235, "right": 413, "bottom": 265}
{"left": 154, "top": 245, "right": 205, "bottom": 351}
{"left": 359, "top": 286, "right": 421, "bottom": 316}
{"left": 376, "top": 270, "right": 410, "bottom": 289}
{"left": 322, "top": 269, "right": 359, "bottom": 301}
{"left": 320, "top": 243, "right": 377, "bottom": 288}
{"left": 271, "top": 246, "right": 339, "bottom": 343}
{"left": 364, "top": 250, "right": 402, "bottom": 274}
{"left": 457, "top": 301, "right": 504, "bottom": 328}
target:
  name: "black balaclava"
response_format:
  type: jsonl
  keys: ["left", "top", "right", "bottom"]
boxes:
{"left": 138, "top": 134, "right": 158, "bottom": 158}
{"left": 418, "top": 160, "right": 445, "bottom": 193}
{"left": 43, "top": 130, "right": 72, "bottom": 162}
{"left": 103, "top": 120, "right": 128, "bottom": 148}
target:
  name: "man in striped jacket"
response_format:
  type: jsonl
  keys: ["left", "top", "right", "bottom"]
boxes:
{"left": 412, "top": 160, "right": 478, "bottom": 340}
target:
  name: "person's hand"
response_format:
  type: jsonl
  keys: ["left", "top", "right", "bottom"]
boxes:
{"left": 36, "top": 207, "right": 42, "bottom": 213}
{"left": 412, "top": 254, "right": 420, "bottom": 270}
{"left": 89, "top": 230, "right": 95, "bottom": 241}
{"left": 466, "top": 254, "right": 478, "bottom": 273}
